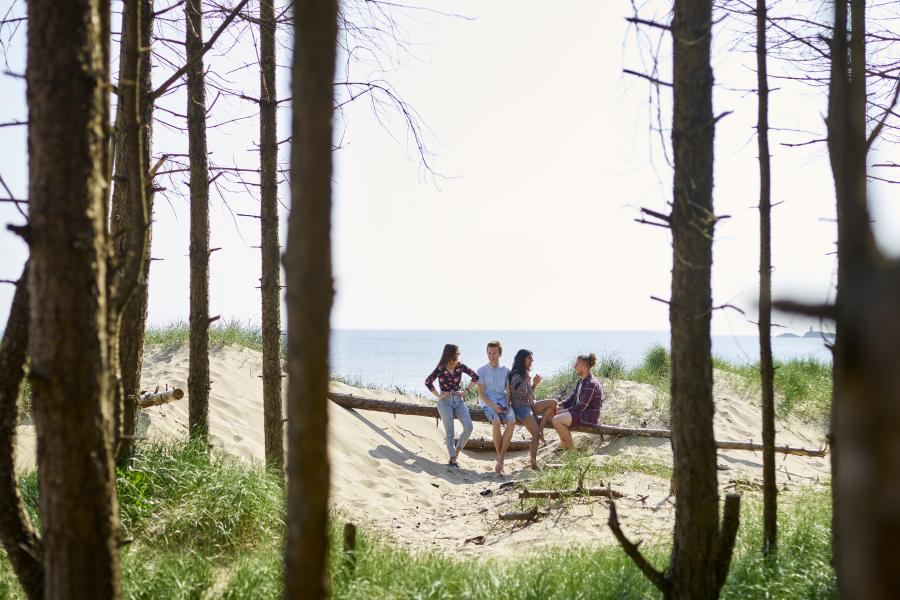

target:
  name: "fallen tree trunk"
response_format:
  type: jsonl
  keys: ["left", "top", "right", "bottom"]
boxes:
{"left": 328, "top": 393, "right": 827, "bottom": 457}
{"left": 459, "top": 438, "right": 530, "bottom": 452}
{"left": 137, "top": 388, "right": 184, "bottom": 409}
{"left": 520, "top": 487, "right": 624, "bottom": 499}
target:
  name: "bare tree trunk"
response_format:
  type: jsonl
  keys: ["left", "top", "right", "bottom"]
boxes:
{"left": 260, "top": 0, "right": 284, "bottom": 474}
{"left": 110, "top": 0, "right": 154, "bottom": 465}
{"left": 667, "top": 0, "right": 725, "bottom": 596}
{"left": 827, "top": 1, "right": 900, "bottom": 596}
{"left": 283, "top": 0, "right": 338, "bottom": 596}
{"left": 187, "top": 0, "right": 211, "bottom": 440}
{"left": 26, "top": 0, "right": 121, "bottom": 596}
{"left": 755, "top": 0, "right": 776, "bottom": 557}
{"left": 0, "top": 263, "right": 43, "bottom": 600}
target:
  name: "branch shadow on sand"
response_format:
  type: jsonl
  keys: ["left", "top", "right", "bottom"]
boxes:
{"left": 343, "top": 408, "right": 499, "bottom": 485}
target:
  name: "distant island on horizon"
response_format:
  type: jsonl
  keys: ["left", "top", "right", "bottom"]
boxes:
{"left": 777, "top": 326, "right": 836, "bottom": 339}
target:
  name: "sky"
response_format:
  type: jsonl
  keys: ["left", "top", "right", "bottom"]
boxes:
{"left": 0, "top": 0, "right": 898, "bottom": 335}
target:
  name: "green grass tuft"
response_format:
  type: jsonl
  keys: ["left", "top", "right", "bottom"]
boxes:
{"left": 0, "top": 437, "right": 833, "bottom": 599}
{"left": 145, "top": 320, "right": 274, "bottom": 356}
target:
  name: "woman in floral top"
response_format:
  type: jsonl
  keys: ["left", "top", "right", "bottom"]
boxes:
{"left": 425, "top": 344, "right": 478, "bottom": 467}
{"left": 505, "top": 349, "right": 556, "bottom": 469}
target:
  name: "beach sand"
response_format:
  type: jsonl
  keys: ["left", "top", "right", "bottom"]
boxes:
{"left": 15, "top": 343, "right": 830, "bottom": 559}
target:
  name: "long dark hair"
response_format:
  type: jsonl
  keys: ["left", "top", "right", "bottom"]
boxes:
{"left": 438, "top": 343, "right": 460, "bottom": 367}
{"left": 508, "top": 349, "right": 533, "bottom": 384}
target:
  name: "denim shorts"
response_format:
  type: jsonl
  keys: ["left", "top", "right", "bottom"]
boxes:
{"left": 483, "top": 404, "right": 515, "bottom": 423}
{"left": 512, "top": 405, "right": 534, "bottom": 421}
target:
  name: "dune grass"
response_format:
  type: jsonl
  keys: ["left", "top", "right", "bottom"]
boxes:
{"left": 0, "top": 437, "right": 833, "bottom": 599}
{"left": 535, "top": 345, "right": 831, "bottom": 426}
{"left": 145, "top": 320, "right": 272, "bottom": 356}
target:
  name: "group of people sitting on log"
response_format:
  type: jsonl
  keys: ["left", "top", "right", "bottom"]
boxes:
{"left": 425, "top": 341, "right": 604, "bottom": 473}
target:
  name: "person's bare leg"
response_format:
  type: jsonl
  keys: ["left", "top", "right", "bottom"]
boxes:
{"left": 521, "top": 415, "right": 541, "bottom": 469}
{"left": 552, "top": 411, "right": 574, "bottom": 449}
{"left": 491, "top": 419, "right": 502, "bottom": 472}
{"left": 497, "top": 419, "right": 516, "bottom": 474}
{"left": 537, "top": 401, "right": 557, "bottom": 442}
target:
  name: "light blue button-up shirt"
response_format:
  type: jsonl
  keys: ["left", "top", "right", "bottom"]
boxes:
{"left": 477, "top": 363, "right": 509, "bottom": 408}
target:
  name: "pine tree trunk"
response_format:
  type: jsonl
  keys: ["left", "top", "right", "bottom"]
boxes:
{"left": 26, "top": 0, "right": 121, "bottom": 596}
{"left": 0, "top": 263, "right": 43, "bottom": 600}
{"left": 668, "top": 0, "right": 720, "bottom": 597}
{"left": 187, "top": 0, "right": 211, "bottom": 440}
{"left": 755, "top": 0, "right": 777, "bottom": 556}
{"left": 110, "top": 0, "right": 155, "bottom": 465}
{"left": 826, "top": 1, "right": 898, "bottom": 595}
{"left": 260, "top": 0, "right": 284, "bottom": 474}
{"left": 283, "top": 0, "right": 338, "bottom": 597}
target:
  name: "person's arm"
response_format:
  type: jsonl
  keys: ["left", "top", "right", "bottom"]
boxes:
{"left": 559, "top": 385, "right": 577, "bottom": 409}
{"left": 461, "top": 363, "right": 479, "bottom": 393}
{"left": 425, "top": 367, "right": 445, "bottom": 399}
{"left": 573, "top": 381, "right": 599, "bottom": 416}
{"left": 477, "top": 382, "right": 501, "bottom": 412}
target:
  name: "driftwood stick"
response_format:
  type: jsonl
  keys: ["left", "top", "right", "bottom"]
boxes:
{"left": 328, "top": 393, "right": 827, "bottom": 457}
{"left": 137, "top": 388, "right": 184, "bottom": 409}
{"left": 607, "top": 490, "right": 670, "bottom": 594}
{"left": 498, "top": 507, "right": 538, "bottom": 522}
{"left": 519, "top": 487, "right": 624, "bottom": 499}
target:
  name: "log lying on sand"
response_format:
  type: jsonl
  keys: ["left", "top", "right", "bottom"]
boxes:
{"left": 460, "top": 437, "right": 531, "bottom": 452}
{"left": 519, "top": 487, "right": 624, "bottom": 500}
{"left": 328, "top": 393, "right": 827, "bottom": 457}
{"left": 137, "top": 388, "right": 184, "bottom": 409}
{"left": 498, "top": 507, "right": 538, "bottom": 521}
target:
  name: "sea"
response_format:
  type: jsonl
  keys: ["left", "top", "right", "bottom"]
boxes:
{"left": 329, "top": 330, "right": 833, "bottom": 394}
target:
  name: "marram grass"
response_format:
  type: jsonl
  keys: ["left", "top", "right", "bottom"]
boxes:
{"left": 0, "top": 438, "right": 833, "bottom": 599}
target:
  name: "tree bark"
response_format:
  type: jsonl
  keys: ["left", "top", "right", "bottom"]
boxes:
{"left": 259, "top": 0, "right": 284, "bottom": 474}
{"left": 110, "top": 0, "right": 154, "bottom": 465}
{"left": 26, "top": 0, "right": 122, "bottom": 596}
{"left": 0, "top": 263, "right": 43, "bottom": 600}
{"left": 667, "top": 0, "right": 722, "bottom": 597}
{"left": 827, "top": 1, "right": 900, "bottom": 596}
{"left": 186, "top": 0, "right": 211, "bottom": 440}
{"left": 755, "top": 0, "right": 777, "bottom": 557}
{"left": 283, "top": 0, "right": 337, "bottom": 598}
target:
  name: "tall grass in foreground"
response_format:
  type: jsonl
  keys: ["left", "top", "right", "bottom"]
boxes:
{"left": 0, "top": 439, "right": 832, "bottom": 599}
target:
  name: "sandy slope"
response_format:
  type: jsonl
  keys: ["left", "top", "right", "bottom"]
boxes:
{"left": 16, "top": 344, "right": 830, "bottom": 558}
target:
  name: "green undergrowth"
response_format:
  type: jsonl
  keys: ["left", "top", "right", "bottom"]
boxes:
{"left": 536, "top": 345, "right": 831, "bottom": 426}
{"left": 713, "top": 356, "right": 832, "bottom": 425}
{"left": 145, "top": 320, "right": 273, "bottom": 356}
{"left": 517, "top": 450, "right": 672, "bottom": 511}
{"left": 0, "top": 438, "right": 832, "bottom": 599}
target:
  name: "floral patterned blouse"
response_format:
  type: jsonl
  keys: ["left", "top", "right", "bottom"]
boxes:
{"left": 507, "top": 372, "right": 536, "bottom": 407}
{"left": 425, "top": 363, "right": 479, "bottom": 393}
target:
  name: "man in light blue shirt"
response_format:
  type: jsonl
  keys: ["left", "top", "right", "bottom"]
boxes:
{"left": 477, "top": 340, "right": 516, "bottom": 474}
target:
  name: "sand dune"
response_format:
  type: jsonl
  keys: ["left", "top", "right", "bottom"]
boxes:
{"left": 16, "top": 343, "right": 830, "bottom": 558}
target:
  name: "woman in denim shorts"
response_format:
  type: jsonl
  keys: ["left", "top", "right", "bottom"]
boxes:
{"left": 506, "top": 349, "right": 556, "bottom": 469}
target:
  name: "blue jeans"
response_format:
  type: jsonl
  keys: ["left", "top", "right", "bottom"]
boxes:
{"left": 436, "top": 393, "right": 474, "bottom": 460}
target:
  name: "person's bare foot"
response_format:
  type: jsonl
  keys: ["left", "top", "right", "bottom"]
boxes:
{"left": 530, "top": 460, "right": 539, "bottom": 470}
{"left": 494, "top": 460, "right": 502, "bottom": 474}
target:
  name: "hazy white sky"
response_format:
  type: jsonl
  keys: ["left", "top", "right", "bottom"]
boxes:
{"left": 1, "top": 0, "right": 898, "bottom": 334}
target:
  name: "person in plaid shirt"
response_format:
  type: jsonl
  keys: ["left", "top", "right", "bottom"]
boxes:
{"left": 549, "top": 353, "right": 604, "bottom": 449}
